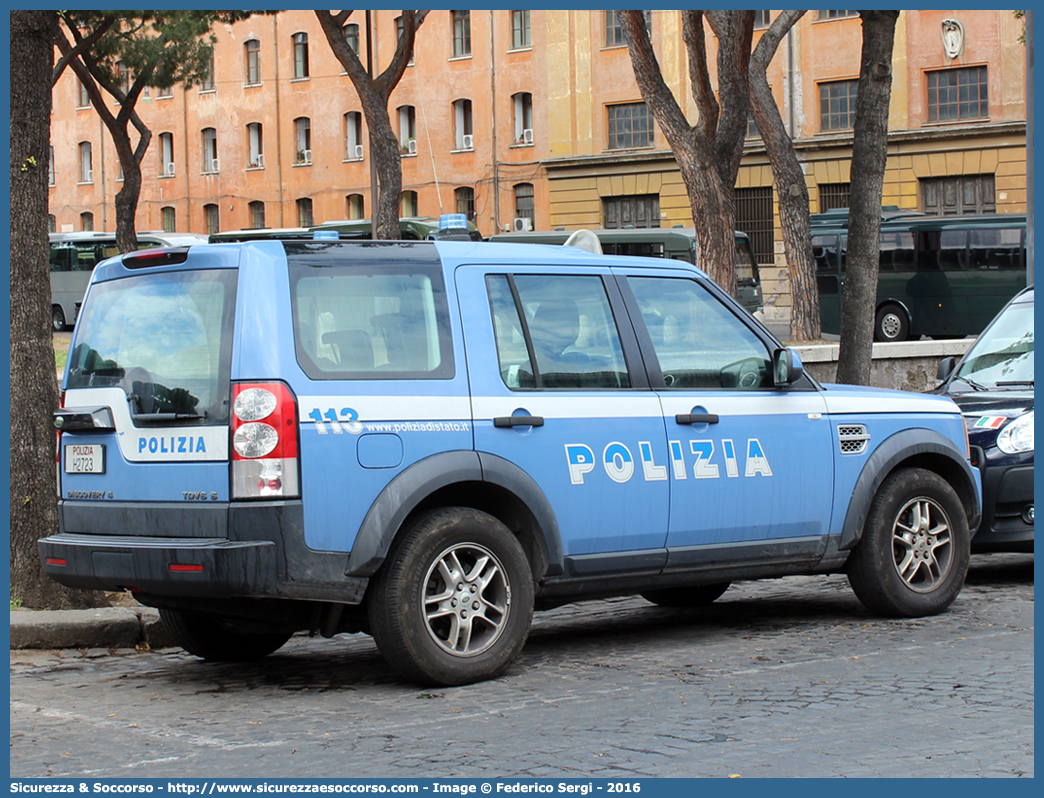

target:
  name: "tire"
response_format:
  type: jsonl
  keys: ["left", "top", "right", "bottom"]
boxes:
{"left": 874, "top": 304, "right": 909, "bottom": 342}
{"left": 367, "top": 507, "right": 535, "bottom": 686}
{"left": 641, "top": 582, "right": 730, "bottom": 608}
{"left": 159, "top": 609, "right": 293, "bottom": 661}
{"left": 846, "top": 468, "right": 969, "bottom": 618}
{"left": 52, "top": 306, "right": 67, "bottom": 332}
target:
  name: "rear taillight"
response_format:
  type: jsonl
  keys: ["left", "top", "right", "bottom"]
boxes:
{"left": 231, "top": 382, "right": 300, "bottom": 500}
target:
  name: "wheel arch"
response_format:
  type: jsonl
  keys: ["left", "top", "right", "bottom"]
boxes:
{"left": 839, "top": 428, "right": 981, "bottom": 551}
{"left": 345, "top": 450, "right": 563, "bottom": 582}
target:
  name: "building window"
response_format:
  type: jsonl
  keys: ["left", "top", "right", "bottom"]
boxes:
{"left": 117, "top": 61, "right": 130, "bottom": 94}
{"left": 247, "top": 122, "right": 264, "bottom": 168}
{"left": 202, "top": 128, "right": 218, "bottom": 172}
{"left": 453, "top": 99, "right": 474, "bottom": 150}
{"left": 157, "top": 83, "right": 173, "bottom": 99}
{"left": 607, "top": 103, "right": 653, "bottom": 150}
{"left": 76, "top": 79, "right": 91, "bottom": 108}
{"left": 204, "top": 203, "right": 220, "bottom": 235}
{"left": 511, "top": 10, "right": 530, "bottom": 49}
{"left": 921, "top": 174, "right": 996, "bottom": 215}
{"left": 734, "top": 186, "right": 775, "bottom": 263}
{"left": 401, "top": 190, "right": 419, "bottom": 217}
{"left": 49, "top": 214, "right": 56, "bottom": 233}
{"left": 398, "top": 105, "right": 416, "bottom": 154}
{"left": 513, "top": 92, "right": 533, "bottom": 145}
{"left": 817, "top": 11, "right": 858, "bottom": 20}
{"left": 343, "top": 23, "right": 359, "bottom": 53}
{"left": 452, "top": 11, "right": 471, "bottom": 57}
{"left": 747, "top": 112, "right": 759, "bottom": 139}
{"left": 927, "top": 66, "right": 988, "bottom": 123}
{"left": 79, "top": 141, "right": 92, "bottom": 183}
{"left": 245, "top": 39, "right": 261, "bottom": 85}
{"left": 603, "top": 194, "right": 660, "bottom": 229}
{"left": 514, "top": 183, "right": 534, "bottom": 224}
{"left": 249, "top": 200, "right": 265, "bottom": 229}
{"left": 297, "top": 197, "right": 313, "bottom": 227}
{"left": 345, "top": 112, "right": 363, "bottom": 160}
{"left": 292, "top": 32, "right": 309, "bottom": 79}
{"left": 819, "top": 79, "right": 858, "bottom": 131}
{"left": 162, "top": 206, "right": 176, "bottom": 233}
{"left": 80, "top": 212, "right": 94, "bottom": 231}
{"left": 200, "top": 53, "right": 215, "bottom": 91}
{"left": 605, "top": 10, "right": 650, "bottom": 46}
{"left": 159, "top": 132, "right": 174, "bottom": 176}
{"left": 347, "top": 193, "right": 365, "bottom": 220}
{"left": 455, "top": 186, "right": 475, "bottom": 221}
{"left": 754, "top": 10, "right": 771, "bottom": 28}
{"left": 819, "top": 182, "right": 850, "bottom": 212}
{"left": 294, "top": 118, "right": 312, "bottom": 164}
{"left": 49, "top": 146, "right": 55, "bottom": 186}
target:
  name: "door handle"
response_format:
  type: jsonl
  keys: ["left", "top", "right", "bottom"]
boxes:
{"left": 494, "top": 415, "right": 544, "bottom": 428}
{"left": 675, "top": 413, "right": 719, "bottom": 425}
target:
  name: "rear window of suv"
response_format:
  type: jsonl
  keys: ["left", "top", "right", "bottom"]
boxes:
{"left": 66, "top": 269, "right": 237, "bottom": 425}
{"left": 288, "top": 243, "right": 454, "bottom": 380}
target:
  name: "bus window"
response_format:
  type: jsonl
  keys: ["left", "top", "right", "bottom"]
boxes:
{"left": 72, "top": 244, "right": 100, "bottom": 272}
{"left": 969, "top": 229, "right": 1022, "bottom": 270}
{"left": 50, "top": 246, "right": 74, "bottom": 272}
{"left": 813, "top": 235, "right": 839, "bottom": 273}
{"left": 917, "top": 230, "right": 967, "bottom": 271}
{"left": 879, "top": 231, "right": 915, "bottom": 271}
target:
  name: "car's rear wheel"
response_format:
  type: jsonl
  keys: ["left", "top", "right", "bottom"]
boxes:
{"left": 641, "top": 582, "right": 730, "bottom": 607}
{"left": 847, "top": 468, "right": 969, "bottom": 617}
{"left": 159, "top": 609, "right": 293, "bottom": 661}
{"left": 368, "top": 507, "right": 534, "bottom": 686}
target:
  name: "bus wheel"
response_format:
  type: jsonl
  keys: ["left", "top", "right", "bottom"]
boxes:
{"left": 52, "top": 306, "right": 67, "bottom": 332}
{"left": 875, "top": 304, "right": 909, "bottom": 342}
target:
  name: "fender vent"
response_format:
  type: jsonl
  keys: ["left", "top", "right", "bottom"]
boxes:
{"left": 838, "top": 424, "right": 870, "bottom": 455}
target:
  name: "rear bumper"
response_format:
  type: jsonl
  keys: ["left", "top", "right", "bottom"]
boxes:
{"left": 40, "top": 500, "right": 369, "bottom": 603}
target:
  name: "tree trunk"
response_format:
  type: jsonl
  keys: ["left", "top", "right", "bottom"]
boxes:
{"left": 836, "top": 11, "right": 900, "bottom": 385}
{"left": 10, "top": 10, "right": 104, "bottom": 610}
{"left": 749, "top": 10, "right": 820, "bottom": 341}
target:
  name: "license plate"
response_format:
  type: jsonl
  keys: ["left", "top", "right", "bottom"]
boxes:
{"left": 65, "top": 444, "right": 105, "bottom": 474}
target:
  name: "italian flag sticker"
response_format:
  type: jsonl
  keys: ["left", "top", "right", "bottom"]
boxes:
{"left": 974, "top": 416, "right": 1008, "bottom": 429}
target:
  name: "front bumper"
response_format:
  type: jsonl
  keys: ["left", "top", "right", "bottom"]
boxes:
{"left": 972, "top": 462, "right": 1034, "bottom": 552}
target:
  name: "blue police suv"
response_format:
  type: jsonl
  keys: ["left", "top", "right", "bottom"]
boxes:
{"left": 43, "top": 231, "right": 981, "bottom": 685}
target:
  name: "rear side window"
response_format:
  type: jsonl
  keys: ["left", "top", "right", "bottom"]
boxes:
{"left": 289, "top": 246, "right": 453, "bottom": 380}
{"left": 67, "top": 269, "right": 237, "bottom": 424}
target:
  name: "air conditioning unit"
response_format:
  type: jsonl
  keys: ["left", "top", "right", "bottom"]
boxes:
{"left": 85, "top": 170, "right": 93, "bottom": 183}
{"left": 254, "top": 154, "right": 264, "bottom": 169}
{"left": 513, "top": 217, "right": 532, "bottom": 232}
{"left": 303, "top": 149, "right": 312, "bottom": 165}
{"left": 462, "top": 134, "right": 474, "bottom": 150}
{"left": 407, "top": 139, "right": 417, "bottom": 155}
{"left": 206, "top": 159, "right": 218, "bottom": 173}
{"left": 163, "top": 162, "right": 174, "bottom": 176}
{"left": 354, "top": 144, "right": 364, "bottom": 160}
{"left": 522, "top": 128, "right": 534, "bottom": 145}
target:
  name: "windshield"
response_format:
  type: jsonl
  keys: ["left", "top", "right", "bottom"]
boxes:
{"left": 954, "top": 298, "right": 1034, "bottom": 389}
{"left": 66, "top": 269, "right": 237, "bottom": 424}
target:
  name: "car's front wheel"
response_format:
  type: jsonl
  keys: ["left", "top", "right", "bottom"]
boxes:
{"left": 368, "top": 507, "right": 534, "bottom": 686}
{"left": 847, "top": 468, "right": 969, "bottom": 617}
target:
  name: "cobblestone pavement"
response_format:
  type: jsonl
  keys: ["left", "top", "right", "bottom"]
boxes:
{"left": 10, "top": 553, "right": 1033, "bottom": 779}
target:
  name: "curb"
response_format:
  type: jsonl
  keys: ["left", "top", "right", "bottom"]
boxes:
{"left": 10, "top": 607, "right": 175, "bottom": 651}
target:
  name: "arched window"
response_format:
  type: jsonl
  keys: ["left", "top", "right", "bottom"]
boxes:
{"left": 244, "top": 39, "right": 261, "bottom": 85}
{"left": 249, "top": 201, "right": 265, "bottom": 229}
{"left": 78, "top": 142, "right": 93, "bottom": 183}
{"left": 161, "top": 206, "right": 176, "bottom": 233}
{"left": 297, "top": 197, "right": 313, "bottom": 227}
{"left": 80, "top": 212, "right": 94, "bottom": 231}
{"left": 204, "top": 203, "right": 219, "bottom": 235}
{"left": 401, "top": 190, "right": 419, "bottom": 217}
{"left": 453, "top": 99, "right": 473, "bottom": 150}
{"left": 346, "top": 194, "right": 365, "bottom": 220}
{"left": 292, "top": 32, "right": 309, "bottom": 79}
{"left": 247, "top": 123, "right": 264, "bottom": 168}
{"left": 344, "top": 112, "right": 363, "bottom": 160}
{"left": 455, "top": 187, "right": 475, "bottom": 222}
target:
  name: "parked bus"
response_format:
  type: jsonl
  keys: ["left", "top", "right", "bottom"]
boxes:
{"left": 811, "top": 208, "right": 1028, "bottom": 341}
{"left": 49, "top": 231, "right": 208, "bottom": 331}
{"left": 311, "top": 216, "right": 483, "bottom": 241}
{"left": 489, "top": 227, "right": 764, "bottom": 317}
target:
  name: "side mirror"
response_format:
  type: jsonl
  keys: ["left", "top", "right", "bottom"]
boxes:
{"left": 773, "top": 348, "right": 804, "bottom": 388}
{"left": 936, "top": 356, "right": 957, "bottom": 382}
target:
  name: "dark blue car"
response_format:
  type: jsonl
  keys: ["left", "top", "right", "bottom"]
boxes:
{"left": 936, "top": 287, "right": 1034, "bottom": 552}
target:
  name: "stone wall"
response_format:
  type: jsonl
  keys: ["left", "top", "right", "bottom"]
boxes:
{"left": 793, "top": 339, "right": 974, "bottom": 392}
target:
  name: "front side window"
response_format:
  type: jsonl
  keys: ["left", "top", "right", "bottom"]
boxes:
{"left": 452, "top": 10, "right": 471, "bottom": 57}
{"left": 511, "top": 10, "right": 530, "bottom": 49}
{"left": 628, "top": 276, "right": 772, "bottom": 390}
{"left": 928, "top": 66, "right": 988, "bottom": 123}
{"left": 487, "top": 274, "right": 630, "bottom": 390}
{"left": 67, "top": 269, "right": 238, "bottom": 424}
{"left": 290, "top": 253, "right": 454, "bottom": 380}
{"left": 292, "top": 32, "right": 309, "bottom": 79}
{"left": 820, "top": 79, "right": 859, "bottom": 131}
{"left": 607, "top": 103, "right": 652, "bottom": 150}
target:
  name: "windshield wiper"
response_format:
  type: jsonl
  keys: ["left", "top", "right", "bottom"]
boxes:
{"left": 996, "top": 380, "right": 1034, "bottom": 387}
{"left": 132, "top": 411, "right": 208, "bottom": 424}
{"left": 954, "top": 375, "right": 988, "bottom": 392}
